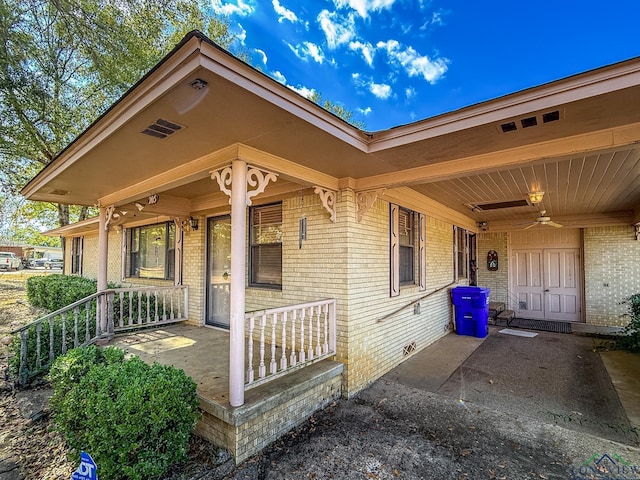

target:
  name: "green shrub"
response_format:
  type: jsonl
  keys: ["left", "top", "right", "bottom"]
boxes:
{"left": 26, "top": 275, "right": 98, "bottom": 312}
{"left": 49, "top": 346, "right": 200, "bottom": 480}
{"left": 615, "top": 293, "right": 640, "bottom": 351}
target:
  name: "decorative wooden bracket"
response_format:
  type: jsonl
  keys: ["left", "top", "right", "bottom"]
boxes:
{"left": 356, "top": 189, "right": 385, "bottom": 222}
{"left": 212, "top": 164, "right": 278, "bottom": 206}
{"left": 247, "top": 165, "right": 278, "bottom": 206}
{"left": 314, "top": 187, "right": 337, "bottom": 222}
{"left": 105, "top": 206, "right": 129, "bottom": 230}
{"left": 635, "top": 222, "right": 640, "bottom": 241}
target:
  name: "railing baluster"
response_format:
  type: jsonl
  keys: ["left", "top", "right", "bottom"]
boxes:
{"left": 299, "top": 307, "right": 306, "bottom": 363}
{"left": 137, "top": 290, "right": 142, "bottom": 325}
{"left": 270, "top": 313, "right": 277, "bottom": 374}
{"left": 145, "top": 291, "right": 150, "bottom": 323}
{"left": 170, "top": 290, "right": 174, "bottom": 320}
{"left": 35, "top": 323, "right": 41, "bottom": 369}
{"left": 49, "top": 317, "right": 55, "bottom": 364}
{"left": 315, "top": 306, "right": 322, "bottom": 357}
{"left": 289, "top": 310, "right": 297, "bottom": 366}
{"left": 85, "top": 300, "right": 91, "bottom": 343}
{"left": 258, "top": 314, "right": 267, "bottom": 378}
{"left": 154, "top": 290, "right": 159, "bottom": 322}
{"left": 177, "top": 289, "right": 182, "bottom": 319}
{"left": 61, "top": 312, "right": 67, "bottom": 355}
{"left": 246, "top": 316, "right": 255, "bottom": 384}
{"left": 128, "top": 291, "right": 133, "bottom": 326}
{"left": 107, "top": 293, "right": 114, "bottom": 335}
{"left": 96, "top": 296, "right": 102, "bottom": 337}
{"left": 162, "top": 291, "right": 167, "bottom": 322}
{"left": 307, "top": 307, "right": 314, "bottom": 360}
{"left": 280, "top": 311, "right": 288, "bottom": 371}
{"left": 119, "top": 292, "right": 124, "bottom": 328}
{"left": 19, "top": 330, "right": 28, "bottom": 383}
{"left": 73, "top": 306, "right": 79, "bottom": 348}
{"left": 323, "top": 304, "right": 329, "bottom": 354}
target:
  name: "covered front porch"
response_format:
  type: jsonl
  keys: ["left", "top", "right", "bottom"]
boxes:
{"left": 111, "top": 323, "right": 343, "bottom": 464}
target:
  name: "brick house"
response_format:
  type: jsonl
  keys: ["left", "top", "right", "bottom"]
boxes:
{"left": 21, "top": 31, "right": 640, "bottom": 460}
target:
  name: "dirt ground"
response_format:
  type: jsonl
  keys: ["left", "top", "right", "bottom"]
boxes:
{"left": 2, "top": 272, "right": 640, "bottom": 480}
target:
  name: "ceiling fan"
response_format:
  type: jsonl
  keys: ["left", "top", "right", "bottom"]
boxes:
{"left": 515, "top": 210, "right": 563, "bottom": 229}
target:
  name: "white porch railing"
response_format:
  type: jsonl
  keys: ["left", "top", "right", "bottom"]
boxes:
{"left": 245, "top": 299, "right": 337, "bottom": 389}
{"left": 11, "top": 286, "right": 188, "bottom": 384}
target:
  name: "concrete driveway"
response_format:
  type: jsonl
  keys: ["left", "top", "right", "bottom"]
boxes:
{"left": 385, "top": 328, "right": 637, "bottom": 445}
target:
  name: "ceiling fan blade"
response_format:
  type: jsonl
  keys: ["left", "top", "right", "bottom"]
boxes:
{"left": 523, "top": 223, "right": 537, "bottom": 230}
{"left": 547, "top": 221, "right": 563, "bottom": 228}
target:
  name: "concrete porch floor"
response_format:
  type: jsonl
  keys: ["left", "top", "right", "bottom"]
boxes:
{"left": 112, "top": 324, "right": 231, "bottom": 403}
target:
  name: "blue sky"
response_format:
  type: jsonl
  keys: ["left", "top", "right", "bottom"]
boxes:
{"left": 211, "top": 0, "right": 640, "bottom": 131}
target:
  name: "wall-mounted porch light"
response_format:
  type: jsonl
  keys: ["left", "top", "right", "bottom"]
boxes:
{"left": 190, "top": 78, "right": 208, "bottom": 90}
{"left": 189, "top": 217, "right": 199, "bottom": 231}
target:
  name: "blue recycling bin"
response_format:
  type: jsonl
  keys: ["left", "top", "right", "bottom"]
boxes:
{"left": 451, "top": 286, "right": 490, "bottom": 338}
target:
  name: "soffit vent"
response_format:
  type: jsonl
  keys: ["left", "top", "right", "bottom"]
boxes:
{"left": 498, "top": 109, "right": 562, "bottom": 134}
{"left": 141, "top": 119, "right": 184, "bottom": 139}
{"left": 472, "top": 199, "right": 530, "bottom": 211}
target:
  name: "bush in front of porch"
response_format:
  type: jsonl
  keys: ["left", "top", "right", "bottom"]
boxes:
{"left": 616, "top": 293, "right": 640, "bottom": 351}
{"left": 49, "top": 345, "right": 200, "bottom": 480}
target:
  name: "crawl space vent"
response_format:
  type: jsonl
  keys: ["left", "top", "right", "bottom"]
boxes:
{"left": 141, "top": 119, "right": 184, "bottom": 139}
{"left": 403, "top": 342, "right": 417, "bottom": 356}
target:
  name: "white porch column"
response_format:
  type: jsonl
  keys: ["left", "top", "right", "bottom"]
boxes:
{"left": 97, "top": 206, "right": 109, "bottom": 332}
{"left": 229, "top": 159, "right": 247, "bottom": 407}
{"left": 212, "top": 161, "right": 277, "bottom": 407}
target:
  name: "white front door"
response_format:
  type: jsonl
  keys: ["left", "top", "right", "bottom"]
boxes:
{"left": 512, "top": 248, "right": 581, "bottom": 322}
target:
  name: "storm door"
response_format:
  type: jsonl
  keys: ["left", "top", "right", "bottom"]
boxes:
{"left": 206, "top": 216, "right": 231, "bottom": 328}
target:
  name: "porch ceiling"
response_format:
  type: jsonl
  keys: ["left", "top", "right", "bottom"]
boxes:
{"left": 22, "top": 32, "right": 640, "bottom": 231}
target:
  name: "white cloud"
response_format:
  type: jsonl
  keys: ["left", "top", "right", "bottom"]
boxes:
{"left": 358, "top": 106, "right": 372, "bottom": 115}
{"left": 270, "top": 71, "right": 315, "bottom": 99}
{"left": 272, "top": 0, "right": 298, "bottom": 23}
{"left": 255, "top": 48, "right": 268, "bottom": 65}
{"left": 318, "top": 9, "right": 356, "bottom": 49}
{"left": 235, "top": 24, "right": 247, "bottom": 45}
{"left": 333, "top": 0, "right": 395, "bottom": 19}
{"left": 289, "top": 85, "right": 316, "bottom": 98}
{"left": 405, "top": 87, "right": 416, "bottom": 99}
{"left": 349, "top": 41, "right": 375, "bottom": 66}
{"left": 287, "top": 41, "right": 325, "bottom": 64}
{"left": 211, "top": 0, "right": 255, "bottom": 16}
{"left": 369, "top": 81, "right": 391, "bottom": 99}
{"left": 377, "top": 40, "right": 449, "bottom": 84}
{"left": 272, "top": 71, "right": 286, "bottom": 83}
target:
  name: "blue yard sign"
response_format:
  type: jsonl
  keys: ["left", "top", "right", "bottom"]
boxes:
{"left": 71, "top": 451, "right": 97, "bottom": 480}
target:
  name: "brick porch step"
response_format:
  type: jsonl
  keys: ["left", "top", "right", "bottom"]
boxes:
{"left": 488, "top": 302, "right": 505, "bottom": 324}
{"left": 495, "top": 309, "right": 515, "bottom": 326}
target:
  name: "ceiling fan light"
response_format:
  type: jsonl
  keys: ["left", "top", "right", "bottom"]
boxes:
{"left": 528, "top": 191, "right": 544, "bottom": 205}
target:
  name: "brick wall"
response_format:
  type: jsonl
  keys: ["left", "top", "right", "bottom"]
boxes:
{"left": 584, "top": 225, "right": 640, "bottom": 326}
{"left": 477, "top": 232, "right": 509, "bottom": 305}
{"left": 340, "top": 193, "right": 456, "bottom": 396}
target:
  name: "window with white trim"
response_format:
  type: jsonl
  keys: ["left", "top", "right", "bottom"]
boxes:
{"left": 390, "top": 204, "right": 426, "bottom": 296}
{"left": 454, "top": 226, "right": 469, "bottom": 281}
{"left": 249, "top": 203, "right": 282, "bottom": 288}
{"left": 126, "top": 222, "right": 175, "bottom": 280}
{"left": 71, "top": 236, "right": 83, "bottom": 275}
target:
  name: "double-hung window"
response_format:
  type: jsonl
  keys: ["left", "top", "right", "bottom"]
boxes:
{"left": 454, "top": 226, "right": 468, "bottom": 282}
{"left": 126, "top": 222, "right": 175, "bottom": 280}
{"left": 390, "top": 204, "right": 426, "bottom": 296}
{"left": 70, "top": 237, "right": 83, "bottom": 275}
{"left": 249, "top": 203, "right": 282, "bottom": 288}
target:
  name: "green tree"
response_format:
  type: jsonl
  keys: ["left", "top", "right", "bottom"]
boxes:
{"left": 308, "top": 91, "right": 366, "bottom": 129}
{"left": 0, "top": 0, "right": 237, "bottom": 231}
